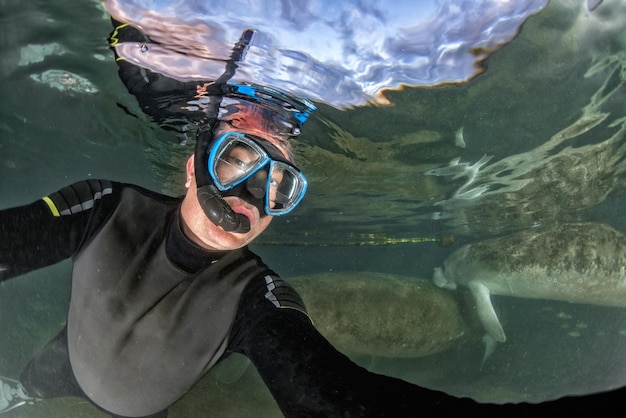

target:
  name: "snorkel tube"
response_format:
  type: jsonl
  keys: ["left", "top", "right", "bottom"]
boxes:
{"left": 194, "top": 122, "right": 251, "bottom": 233}
{"left": 193, "top": 29, "right": 255, "bottom": 233}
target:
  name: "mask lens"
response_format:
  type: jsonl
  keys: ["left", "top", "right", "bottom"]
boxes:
{"left": 266, "top": 161, "right": 308, "bottom": 215}
{"left": 209, "top": 133, "right": 267, "bottom": 190}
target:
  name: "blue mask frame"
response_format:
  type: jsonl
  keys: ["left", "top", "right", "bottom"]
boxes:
{"left": 207, "top": 132, "right": 308, "bottom": 216}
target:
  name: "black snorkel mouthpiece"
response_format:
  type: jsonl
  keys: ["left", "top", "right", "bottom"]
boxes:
{"left": 193, "top": 29, "right": 256, "bottom": 234}
{"left": 197, "top": 184, "right": 250, "bottom": 232}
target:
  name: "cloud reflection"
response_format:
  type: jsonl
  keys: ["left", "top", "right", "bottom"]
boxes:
{"left": 103, "top": 0, "right": 548, "bottom": 108}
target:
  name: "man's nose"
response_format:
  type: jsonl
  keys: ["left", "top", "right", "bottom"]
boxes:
{"left": 245, "top": 171, "right": 267, "bottom": 199}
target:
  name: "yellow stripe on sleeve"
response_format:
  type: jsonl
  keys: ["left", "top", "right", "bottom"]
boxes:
{"left": 109, "top": 22, "right": 129, "bottom": 47}
{"left": 42, "top": 196, "right": 61, "bottom": 217}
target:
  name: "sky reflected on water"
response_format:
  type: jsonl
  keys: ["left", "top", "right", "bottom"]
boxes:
{"left": 103, "top": 0, "right": 549, "bottom": 108}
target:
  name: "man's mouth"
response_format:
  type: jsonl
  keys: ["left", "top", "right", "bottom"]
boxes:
{"left": 226, "top": 199, "right": 256, "bottom": 227}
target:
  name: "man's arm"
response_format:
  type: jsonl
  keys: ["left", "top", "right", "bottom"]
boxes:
{"left": 227, "top": 275, "right": 473, "bottom": 417}
{"left": 0, "top": 179, "right": 119, "bottom": 281}
{"left": 229, "top": 275, "right": 626, "bottom": 417}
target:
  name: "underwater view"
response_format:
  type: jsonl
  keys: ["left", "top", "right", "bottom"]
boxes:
{"left": 2, "top": 0, "right": 626, "bottom": 416}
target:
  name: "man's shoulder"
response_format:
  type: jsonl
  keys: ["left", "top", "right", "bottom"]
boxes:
{"left": 259, "top": 274, "right": 308, "bottom": 313}
{"left": 43, "top": 179, "right": 178, "bottom": 217}
{"left": 120, "top": 182, "right": 180, "bottom": 204}
{"left": 43, "top": 179, "right": 118, "bottom": 217}
{"left": 241, "top": 266, "right": 310, "bottom": 321}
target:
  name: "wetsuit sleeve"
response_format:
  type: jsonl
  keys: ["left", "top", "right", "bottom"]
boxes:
{"left": 0, "top": 179, "right": 120, "bottom": 281}
{"left": 228, "top": 275, "right": 626, "bottom": 417}
{"left": 228, "top": 275, "right": 474, "bottom": 417}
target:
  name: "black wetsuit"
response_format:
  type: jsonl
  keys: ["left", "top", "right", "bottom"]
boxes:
{"left": 2, "top": 180, "right": 625, "bottom": 418}
{"left": 0, "top": 180, "right": 438, "bottom": 417}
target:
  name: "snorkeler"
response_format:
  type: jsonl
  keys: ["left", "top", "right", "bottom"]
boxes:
{"left": 0, "top": 62, "right": 493, "bottom": 415}
{"left": 0, "top": 20, "right": 449, "bottom": 412}
{"left": 2, "top": 18, "right": 626, "bottom": 418}
{"left": 3, "top": 82, "right": 625, "bottom": 418}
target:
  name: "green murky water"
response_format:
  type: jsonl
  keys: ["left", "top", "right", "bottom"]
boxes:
{"left": 2, "top": 0, "right": 626, "bottom": 416}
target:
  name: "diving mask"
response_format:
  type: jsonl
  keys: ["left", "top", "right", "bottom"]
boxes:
{"left": 207, "top": 132, "right": 308, "bottom": 216}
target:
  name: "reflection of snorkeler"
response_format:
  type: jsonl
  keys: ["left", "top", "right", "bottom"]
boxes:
{"left": 1, "top": 20, "right": 625, "bottom": 418}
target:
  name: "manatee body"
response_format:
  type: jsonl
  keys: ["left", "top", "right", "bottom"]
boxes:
{"left": 289, "top": 272, "right": 468, "bottom": 358}
{"left": 433, "top": 222, "right": 626, "bottom": 342}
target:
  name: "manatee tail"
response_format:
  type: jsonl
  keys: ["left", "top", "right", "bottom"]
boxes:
{"left": 468, "top": 282, "right": 506, "bottom": 342}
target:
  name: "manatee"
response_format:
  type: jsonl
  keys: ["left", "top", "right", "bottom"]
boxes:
{"left": 289, "top": 272, "right": 468, "bottom": 358}
{"left": 433, "top": 222, "right": 626, "bottom": 342}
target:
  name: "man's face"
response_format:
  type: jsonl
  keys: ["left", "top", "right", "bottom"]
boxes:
{"left": 179, "top": 121, "right": 301, "bottom": 251}
{"left": 180, "top": 153, "right": 273, "bottom": 251}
